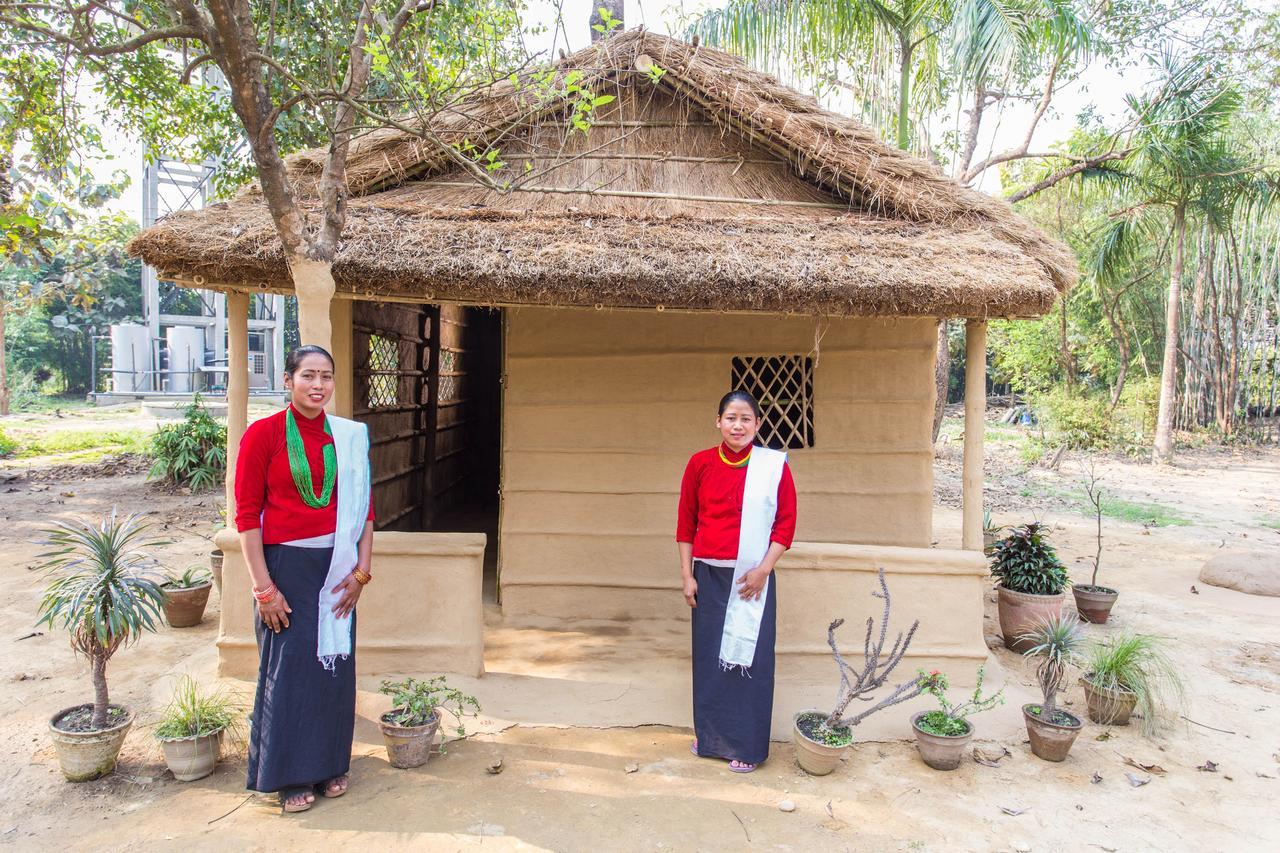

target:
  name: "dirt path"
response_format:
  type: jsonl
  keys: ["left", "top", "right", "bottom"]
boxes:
{"left": 1, "top": 436, "right": 1278, "bottom": 851}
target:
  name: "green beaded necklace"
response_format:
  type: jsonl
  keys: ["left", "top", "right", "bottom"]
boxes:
{"left": 285, "top": 407, "right": 336, "bottom": 508}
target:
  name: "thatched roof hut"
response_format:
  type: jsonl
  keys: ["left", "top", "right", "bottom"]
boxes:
{"left": 130, "top": 30, "right": 1075, "bottom": 319}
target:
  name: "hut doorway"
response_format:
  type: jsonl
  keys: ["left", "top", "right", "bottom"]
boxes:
{"left": 354, "top": 301, "right": 503, "bottom": 601}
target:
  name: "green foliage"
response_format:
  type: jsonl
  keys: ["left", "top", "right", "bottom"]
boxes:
{"left": 1019, "top": 614, "right": 1084, "bottom": 714}
{"left": 990, "top": 522, "right": 1069, "bottom": 595}
{"left": 379, "top": 676, "right": 481, "bottom": 736}
{"left": 35, "top": 510, "right": 167, "bottom": 727}
{"left": 0, "top": 426, "right": 15, "bottom": 457}
{"left": 1086, "top": 633, "right": 1185, "bottom": 736}
{"left": 154, "top": 676, "right": 242, "bottom": 741}
{"left": 148, "top": 396, "right": 227, "bottom": 492}
{"left": 915, "top": 665, "right": 1004, "bottom": 736}
{"left": 164, "top": 566, "right": 212, "bottom": 590}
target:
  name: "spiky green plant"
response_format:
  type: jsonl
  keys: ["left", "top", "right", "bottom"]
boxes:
{"left": 1019, "top": 614, "right": 1083, "bottom": 719}
{"left": 990, "top": 521, "right": 1069, "bottom": 595}
{"left": 164, "top": 565, "right": 212, "bottom": 590}
{"left": 148, "top": 395, "right": 226, "bottom": 492}
{"left": 35, "top": 510, "right": 167, "bottom": 729}
{"left": 1086, "top": 633, "right": 1185, "bottom": 736}
{"left": 154, "top": 676, "right": 242, "bottom": 741}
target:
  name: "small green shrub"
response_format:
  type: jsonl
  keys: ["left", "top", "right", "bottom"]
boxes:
{"left": 379, "top": 676, "right": 480, "bottom": 736}
{"left": 0, "top": 426, "right": 16, "bottom": 458}
{"left": 149, "top": 395, "right": 226, "bottom": 491}
{"left": 915, "top": 665, "right": 1004, "bottom": 736}
{"left": 1031, "top": 388, "right": 1113, "bottom": 449}
{"left": 1086, "top": 633, "right": 1185, "bottom": 736}
{"left": 154, "top": 676, "right": 241, "bottom": 741}
{"left": 990, "top": 522, "right": 1069, "bottom": 595}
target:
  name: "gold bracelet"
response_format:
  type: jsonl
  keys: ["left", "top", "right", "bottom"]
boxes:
{"left": 352, "top": 568, "right": 372, "bottom": 585}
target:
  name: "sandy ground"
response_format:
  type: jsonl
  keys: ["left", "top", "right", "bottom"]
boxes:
{"left": 1, "top": 407, "right": 1279, "bottom": 852}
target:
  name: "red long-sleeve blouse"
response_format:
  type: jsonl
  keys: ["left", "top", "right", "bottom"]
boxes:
{"left": 234, "top": 404, "right": 374, "bottom": 544}
{"left": 676, "top": 442, "right": 798, "bottom": 561}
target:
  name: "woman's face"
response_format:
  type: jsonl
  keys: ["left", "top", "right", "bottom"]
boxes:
{"left": 285, "top": 353, "right": 335, "bottom": 414}
{"left": 716, "top": 400, "right": 759, "bottom": 451}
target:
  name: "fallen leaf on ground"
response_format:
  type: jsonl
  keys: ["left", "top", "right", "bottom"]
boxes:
{"left": 825, "top": 801, "right": 833, "bottom": 818}
{"left": 1125, "top": 772, "right": 1150, "bottom": 787}
{"left": 624, "top": 763, "right": 639, "bottom": 774}
{"left": 1091, "top": 771, "right": 1103, "bottom": 784}
{"left": 1095, "top": 730, "right": 1113, "bottom": 741}
{"left": 973, "top": 746, "right": 1011, "bottom": 767}
{"left": 1190, "top": 585, "right": 1199, "bottom": 594}
{"left": 486, "top": 760, "right": 503, "bottom": 775}
{"left": 1197, "top": 760, "right": 1218, "bottom": 772}
{"left": 1000, "top": 806, "right": 1029, "bottom": 816}
{"left": 1123, "top": 756, "right": 1167, "bottom": 776}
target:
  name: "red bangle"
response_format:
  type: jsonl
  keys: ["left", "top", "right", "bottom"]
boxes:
{"left": 253, "top": 584, "right": 277, "bottom": 603}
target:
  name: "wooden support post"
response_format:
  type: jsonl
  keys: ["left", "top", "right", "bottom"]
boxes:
{"left": 225, "top": 290, "right": 250, "bottom": 521}
{"left": 962, "top": 319, "right": 987, "bottom": 551}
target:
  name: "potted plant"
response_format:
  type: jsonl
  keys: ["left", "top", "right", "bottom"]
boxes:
{"left": 991, "top": 522, "right": 1070, "bottom": 652}
{"left": 793, "top": 568, "right": 925, "bottom": 776}
{"left": 982, "top": 512, "right": 1005, "bottom": 555}
{"left": 1081, "top": 633, "right": 1184, "bottom": 733}
{"left": 378, "top": 676, "right": 481, "bottom": 769}
{"left": 1072, "top": 465, "right": 1118, "bottom": 622}
{"left": 1019, "top": 615, "right": 1085, "bottom": 762}
{"left": 911, "top": 665, "right": 1004, "bottom": 771}
{"left": 35, "top": 511, "right": 167, "bottom": 781}
{"left": 154, "top": 676, "right": 241, "bottom": 781}
{"left": 162, "top": 566, "right": 214, "bottom": 628}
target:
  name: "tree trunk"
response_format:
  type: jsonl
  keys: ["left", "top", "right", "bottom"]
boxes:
{"left": 0, "top": 298, "right": 9, "bottom": 417}
{"left": 896, "top": 37, "right": 913, "bottom": 151}
{"left": 932, "top": 320, "right": 949, "bottom": 443}
{"left": 91, "top": 651, "right": 109, "bottom": 729}
{"left": 1153, "top": 206, "right": 1186, "bottom": 462}
{"left": 290, "top": 255, "right": 337, "bottom": 353}
{"left": 1106, "top": 300, "right": 1130, "bottom": 412}
{"left": 1060, "top": 297, "right": 1075, "bottom": 389}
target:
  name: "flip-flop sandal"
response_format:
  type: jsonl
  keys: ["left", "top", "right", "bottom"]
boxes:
{"left": 690, "top": 740, "right": 699, "bottom": 757}
{"left": 281, "top": 786, "right": 314, "bottom": 813}
{"left": 728, "top": 761, "right": 757, "bottom": 773}
{"left": 318, "top": 774, "right": 349, "bottom": 799}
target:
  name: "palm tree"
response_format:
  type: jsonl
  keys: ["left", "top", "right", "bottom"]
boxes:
{"left": 1092, "top": 53, "right": 1266, "bottom": 461}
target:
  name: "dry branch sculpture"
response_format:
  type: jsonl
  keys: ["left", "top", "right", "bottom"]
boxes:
{"left": 822, "top": 567, "right": 924, "bottom": 731}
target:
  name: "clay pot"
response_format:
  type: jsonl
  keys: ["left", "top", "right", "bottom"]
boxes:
{"left": 1022, "top": 704, "right": 1082, "bottom": 762}
{"left": 1072, "top": 585, "right": 1118, "bottom": 624}
{"left": 380, "top": 710, "right": 440, "bottom": 769}
{"left": 792, "top": 710, "right": 850, "bottom": 776}
{"left": 1080, "top": 676, "right": 1138, "bottom": 726}
{"left": 163, "top": 582, "right": 212, "bottom": 628}
{"left": 49, "top": 704, "right": 134, "bottom": 782}
{"left": 997, "top": 586, "right": 1066, "bottom": 652}
{"left": 160, "top": 730, "right": 223, "bottom": 781}
{"left": 910, "top": 712, "right": 973, "bottom": 771}
{"left": 209, "top": 550, "right": 224, "bottom": 595}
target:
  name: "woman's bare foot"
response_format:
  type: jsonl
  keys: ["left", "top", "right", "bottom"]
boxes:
{"left": 281, "top": 786, "right": 315, "bottom": 813}
{"left": 319, "top": 774, "right": 349, "bottom": 798}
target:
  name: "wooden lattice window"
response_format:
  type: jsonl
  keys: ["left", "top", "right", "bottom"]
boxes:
{"left": 731, "top": 355, "right": 815, "bottom": 449}
{"left": 367, "top": 334, "right": 400, "bottom": 408}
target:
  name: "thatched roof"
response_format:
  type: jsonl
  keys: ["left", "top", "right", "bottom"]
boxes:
{"left": 129, "top": 30, "right": 1076, "bottom": 318}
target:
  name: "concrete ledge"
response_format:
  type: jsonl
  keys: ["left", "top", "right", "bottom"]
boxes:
{"left": 214, "top": 528, "right": 487, "bottom": 680}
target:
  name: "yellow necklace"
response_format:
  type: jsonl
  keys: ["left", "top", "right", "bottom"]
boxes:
{"left": 718, "top": 444, "right": 751, "bottom": 468}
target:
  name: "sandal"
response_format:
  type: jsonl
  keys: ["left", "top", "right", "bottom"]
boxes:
{"left": 281, "top": 786, "right": 315, "bottom": 813}
{"left": 318, "top": 774, "right": 349, "bottom": 799}
{"left": 690, "top": 739, "right": 700, "bottom": 757}
{"left": 728, "top": 760, "right": 757, "bottom": 773}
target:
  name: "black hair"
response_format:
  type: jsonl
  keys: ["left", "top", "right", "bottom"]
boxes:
{"left": 718, "top": 389, "right": 762, "bottom": 419}
{"left": 285, "top": 345, "right": 336, "bottom": 376}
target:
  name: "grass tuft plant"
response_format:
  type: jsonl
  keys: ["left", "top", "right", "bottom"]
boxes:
{"left": 1086, "top": 633, "right": 1185, "bottom": 736}
{"left": 154, "top": 676, "right": 242, "bottom": 741}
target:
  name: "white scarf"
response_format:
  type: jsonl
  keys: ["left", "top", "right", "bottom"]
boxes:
{"left": 316, "top": 415, "right": 371, "bottom": 670}
{"left": 719, "top": 445, "right": 786, "bottom": 672}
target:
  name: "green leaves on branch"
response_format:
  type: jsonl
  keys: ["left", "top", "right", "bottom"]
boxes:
{"left": 379, "top": 675, "right": 481, "bottom": 737}
{"left": 990, "top": 521, "right": 1069, "bottom": 595}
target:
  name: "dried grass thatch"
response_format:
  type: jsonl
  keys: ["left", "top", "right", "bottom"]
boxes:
{"left": 129, "top": 30, "right": 1076, "bottom": 318}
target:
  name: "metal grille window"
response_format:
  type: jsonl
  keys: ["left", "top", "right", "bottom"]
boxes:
{"left": 731, "top": 355, "right": 815, "bottom": 449}
{"left": 367, "top": 334, "right": 400, "bottom": 408}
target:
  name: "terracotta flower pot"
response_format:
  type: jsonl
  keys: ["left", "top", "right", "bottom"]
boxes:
{"left": 380, "top": 710, "right": 440, "bottom": 769}
{"left": 1072, "top": 585, "right": 1118, "bottom": 624}
{"left": 163, "top": 582, "right": 212, "bottom": 628}
{"left": 49, "top": 704, "right": 134, "bottom": 782}
{"left": 997, "top": 587, "right": 1066, "bottom": 652}
{"left": 1080, "top": 676, "right": 1138, "bottom": 726}
{"left": 160, "top": 730, "right": 223, "bottom": 781}
{"left": 792, "top": 710, "right": 850, "bottom": 776}
{"left": 1022, "top": 704, "right": 1082, "bottom": 762}
{"left": 209, "top": 550, "right": 224, "bottom": 595}
{"left": 910, "top": 712, "right": 973, "bottom": 771}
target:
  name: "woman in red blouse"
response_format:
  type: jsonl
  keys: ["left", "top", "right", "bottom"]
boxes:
{"left": 677, "top": 390, "right": 797, "bottom": 772}
{"left": 235, "top": 345, "right": 374, "bottom": 813}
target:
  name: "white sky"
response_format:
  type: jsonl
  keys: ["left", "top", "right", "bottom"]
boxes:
{"left": 94, "top": 0, "right": 1147, "bottom": 221}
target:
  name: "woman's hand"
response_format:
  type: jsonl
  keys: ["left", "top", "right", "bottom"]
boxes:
{"left": 330, "top": 572, "right": 364, "bottom": 618}
{"left": 683, "top": 574, "right": 698, "bottom": 608}
{"left": 258, "top": 590, "right": 292, "bottom": 633}
{"left": 736, "top": 566, "right": 770, "bottom": 601}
